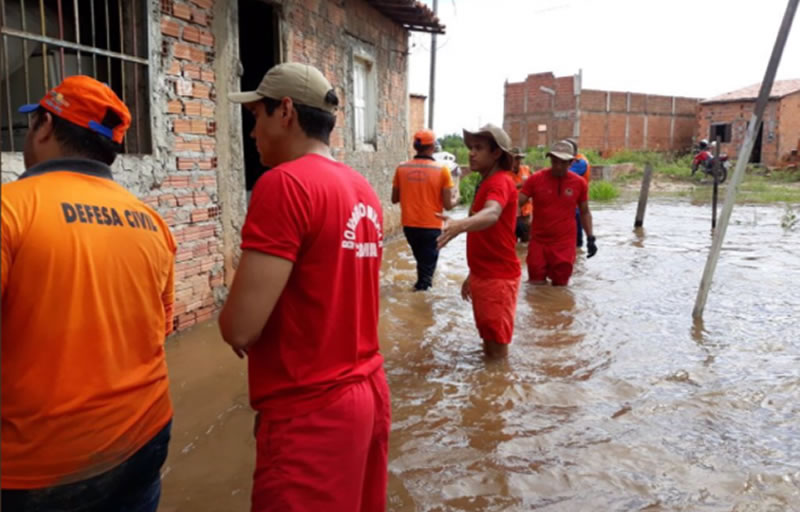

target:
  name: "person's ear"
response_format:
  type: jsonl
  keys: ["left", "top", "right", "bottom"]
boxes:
{"left": 33, "top": 111, "right": 56, "bottom": 144}
{"left": 280, "top": 97, "right": 294, "bottom": 128}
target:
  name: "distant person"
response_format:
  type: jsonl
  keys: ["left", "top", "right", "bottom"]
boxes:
{"left": 519, "top": 140, "right": 597, "bottom": 286}
{"left": 219, "top": 63, "right": 390, "bottom": 511}
{"left": 393, "top": 130, "right": 458, "bottom": 290}
{"left": 2, "top": 76, "right": 175, "bottom": 511}
{"left": 437, "top": 124, "right": 520, "bottom": 358}
{"left": 565, "top": 137, "right": 591, "bottom": 247}
{"left": 510, "top": 147, "right": 533, "bottom": 242}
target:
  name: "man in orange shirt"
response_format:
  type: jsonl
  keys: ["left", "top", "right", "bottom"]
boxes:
{"left": 1, "top": 76, "right": 175, "bottom": 511}
{"left": 393, "top": 130, "right": 458, "bottom": 290}
{"left": 510, "top": 147, "right": 533, "bottom": 242}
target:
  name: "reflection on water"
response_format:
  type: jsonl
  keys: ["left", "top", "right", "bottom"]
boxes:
{"left": 160, "top": 199, "right": 800, "bottom": 511}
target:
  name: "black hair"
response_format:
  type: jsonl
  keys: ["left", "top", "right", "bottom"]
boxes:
{"left": 413, "top": 140, "right": 434, "bottom": 153}
{"left": 262, "top": 94, "right": 338, "bottom": 145}
{"left": 32, "top": 107, "right": 122, "bottom": 165}
{"left": 487, "top": 138, "right": 513, "bottom": 170}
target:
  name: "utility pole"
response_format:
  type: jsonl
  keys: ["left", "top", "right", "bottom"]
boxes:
{"left": 428, "top": 0, "right": 438, "bottom": 129}
{"left": 693, "top": 0, "right": 798, "bottom": 318}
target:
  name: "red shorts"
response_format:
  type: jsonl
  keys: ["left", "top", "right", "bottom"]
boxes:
{"left": 252, "top": 367, "right": 391, "bottom": 512}
{"left": 526, "top": 238, "right": 576, "bottom": 286}
{"left": 470, "top": 275, "right": 521, "bottom": 344}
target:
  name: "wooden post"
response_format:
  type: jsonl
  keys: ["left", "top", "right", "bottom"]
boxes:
{"left": 693, "top": 0, "right": 798, "bottom": 319}
{"left": 711, "top": 136, "right": 721, "bottom": 230}
{"left": 634, "top": 164, "right": 653, "bottom": 228}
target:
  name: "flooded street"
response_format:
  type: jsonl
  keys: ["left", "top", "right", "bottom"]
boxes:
{"left": 160, "top": 199, "right": 800, "bottom": 511}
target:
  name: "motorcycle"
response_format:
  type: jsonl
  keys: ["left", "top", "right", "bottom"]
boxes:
{"left": 691, "top": 149, "right": 730, "bottom": 183}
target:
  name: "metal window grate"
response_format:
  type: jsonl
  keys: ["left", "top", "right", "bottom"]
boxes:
{"left": 0, "top": 0, "right": 151, "bottom": 153}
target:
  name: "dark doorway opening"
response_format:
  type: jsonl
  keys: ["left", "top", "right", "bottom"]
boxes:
{"left": 238, "top": 0, "right": 279, "bottom": 192}
{"left": 750, "top": 121, "right": 764, "bottom": 164}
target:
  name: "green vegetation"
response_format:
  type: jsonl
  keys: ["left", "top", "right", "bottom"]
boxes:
{"left": 684, "top": 180, "right": 800, "bottom": 204}
{"left": 782, "top": 205, "right": 798, "bottom": 231}
{"left": 438, "top": 134, "right": 469, "bottom": 165}
{"left": 589, "top": 181, "right": 620, "bottom": 201}
{"left": 458, "top": 172, "right": 481, "bottom": 205}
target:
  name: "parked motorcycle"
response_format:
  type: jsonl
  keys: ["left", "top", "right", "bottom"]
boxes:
{"left": 692, "top": 141, "right": 730, "bottom": 183}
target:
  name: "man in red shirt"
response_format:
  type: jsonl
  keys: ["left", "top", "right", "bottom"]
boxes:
{"left": 437, "top": 124, "right": 520, "bottom": 358}
{"left": 219, "top": 63, "right": 390, "bottom": 511}
{"left": 519, "top": 140, "right": 598, "bottom": 286}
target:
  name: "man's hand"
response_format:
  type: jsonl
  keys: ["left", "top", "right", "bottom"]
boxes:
{"left": 587, "top": 236, "right": 598, "bottom": 258}
{"left": 461, "top": 275, "right": 472, "bottom": 301}
{"left": 232, "top": 346, "right": 248, "bottom": 359}
{"left": 436, "top": 214, "right": 462, "bottom": 250}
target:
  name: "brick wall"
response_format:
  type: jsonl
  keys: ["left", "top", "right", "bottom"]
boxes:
{"left": 778, "top": 92, "right": 800, "bottom": 163}
{"left": 156, "top": 0, "right": 222, "bottom": 331}
{"left": 280, "top": 0, "right": 411, "bottom": 237}
{"left": 696, "top": 99, "right": 785, "bottom": 166}
{"left": 504, "top": 72, "right": 698, "bottom": 153}
{"left": 2, "top": 0, "right": 417, "bottom": 333}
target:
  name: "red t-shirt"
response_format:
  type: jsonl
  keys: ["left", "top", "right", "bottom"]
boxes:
{"left": 241, "top": 154, "right": 385, "bottom": 420}
{"left": 466, "top": 171, "right": 520, "bottom": 279}
{"left": 522, "top": 168, "right": 588, "bottom": 244}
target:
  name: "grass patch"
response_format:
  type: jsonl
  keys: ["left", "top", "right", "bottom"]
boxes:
{"left": 458, "top": 172, "right": 481, "bottom": 205}
{"left": 589, "top": 181, "right": 620, "bottom": 201}
{"left": 686, "top": 180, "right": 800, "bottom": 204}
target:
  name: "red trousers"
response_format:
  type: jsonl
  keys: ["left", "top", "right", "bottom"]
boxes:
{"left": 252, "top": 368, "right": 391, "bottom": 512}
{"left": 470, "top": 275, "right": 521, "bottom": 344}
{"left": 526, "top": 237, "right": 576, "bottom": 286}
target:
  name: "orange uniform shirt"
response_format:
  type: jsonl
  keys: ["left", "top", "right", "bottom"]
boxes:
{"left": 393, "top": 157, "right": 454, "bottom": 229}
{"left": 1, "top": 158, "right": 176, "bottom": 489}
{"left": 511, "top": 165, "right": 533, "bottom": 217}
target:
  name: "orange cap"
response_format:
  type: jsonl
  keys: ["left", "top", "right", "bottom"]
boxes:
{"left": 413, "top": 129, "right": 436, "bottom": 146}
{"left": 19, "top": 75, "right": 131, "bottom": 144}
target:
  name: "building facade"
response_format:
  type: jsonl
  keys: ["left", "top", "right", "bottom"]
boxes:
{"left": 0, "top": 0, "right": 443, "bottom": 331}
{"left": 503, "top": 72, "right": 699, "bottom": 154}
{"left": 696, "top": 79, "right": 800, "bottom": 166}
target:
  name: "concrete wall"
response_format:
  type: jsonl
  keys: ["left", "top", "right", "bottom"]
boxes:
{"left": 2, "top": 0, "right": 413, "bottom": 332}
{"left": 696, "top": 98, "right": 783, "bottom": 166}
{"left": 504, "top": 72, "right": 699, "bottom": 153}
{"left": 409, "top": 94, "right": 427, "bottom": 152}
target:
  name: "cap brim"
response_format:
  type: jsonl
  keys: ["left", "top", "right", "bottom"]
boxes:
{"left": 227, "top": 91, "right": 264, "bottom": 104}
{"left": 18, "top": 103, "right": 40, "bottom": 113}
{"left": 547, "top": 151, "right": 574, "bottom": 161}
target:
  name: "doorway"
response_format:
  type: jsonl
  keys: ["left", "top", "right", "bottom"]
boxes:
{"left": 238, "top": 0, "right": 279, "bottom": 193}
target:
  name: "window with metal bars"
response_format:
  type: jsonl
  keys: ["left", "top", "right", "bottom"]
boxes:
{"left": 0, "top": 0, "right": 151, "bottom": 154}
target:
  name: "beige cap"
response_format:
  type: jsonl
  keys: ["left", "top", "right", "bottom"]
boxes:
{"left": 462, "top": 123, "right": 512, "bottom": 154}
{"left": 547, "top": 140, "right": 576, "bottom": 161}
{"left": 510, "top": 146, "right": 526, "bottom": 158}
{"left": 228, "top": 62, "right": 338, "bottom": 113}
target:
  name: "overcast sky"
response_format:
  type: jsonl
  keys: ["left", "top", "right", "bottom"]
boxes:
{"left": 408, "top": 0, "right": 800, "bottom": 137}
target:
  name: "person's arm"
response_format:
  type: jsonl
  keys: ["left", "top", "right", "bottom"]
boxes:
{"left": 518, "top": 191, "right": 531, "bottom": 207}
{"left": 219, "top": 170, "right": 308, "bottom": 354}
{"left": 219, "top": 251, "right": 293, "bottom": 352}
{"left": 391, "top": 168, "right": 401, "bottom": 204}
{"left": 442, "top": 187, "right": 457, "bottom": 210}
{"left": 440, "top": 166, "right": 457, "bottom": 210}
{"left": 162, "top": 255, "right": 176, "bottom": 337}
{"left": 579, "top": 200, "right": 597, "bottom": 258}
{"left": 436, "top": 200, "right": 502, "bottom": 249}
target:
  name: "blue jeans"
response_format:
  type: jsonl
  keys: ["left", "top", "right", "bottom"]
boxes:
{"left": 403, "top": 227, "right": 441, "bottom": 290}
{"left": 1, "top": 420, "right": 171, "bottom": 512}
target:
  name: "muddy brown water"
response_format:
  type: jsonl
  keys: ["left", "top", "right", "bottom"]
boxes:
{"left": 159, "top": 200, "right": 800, "bottom": 511}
